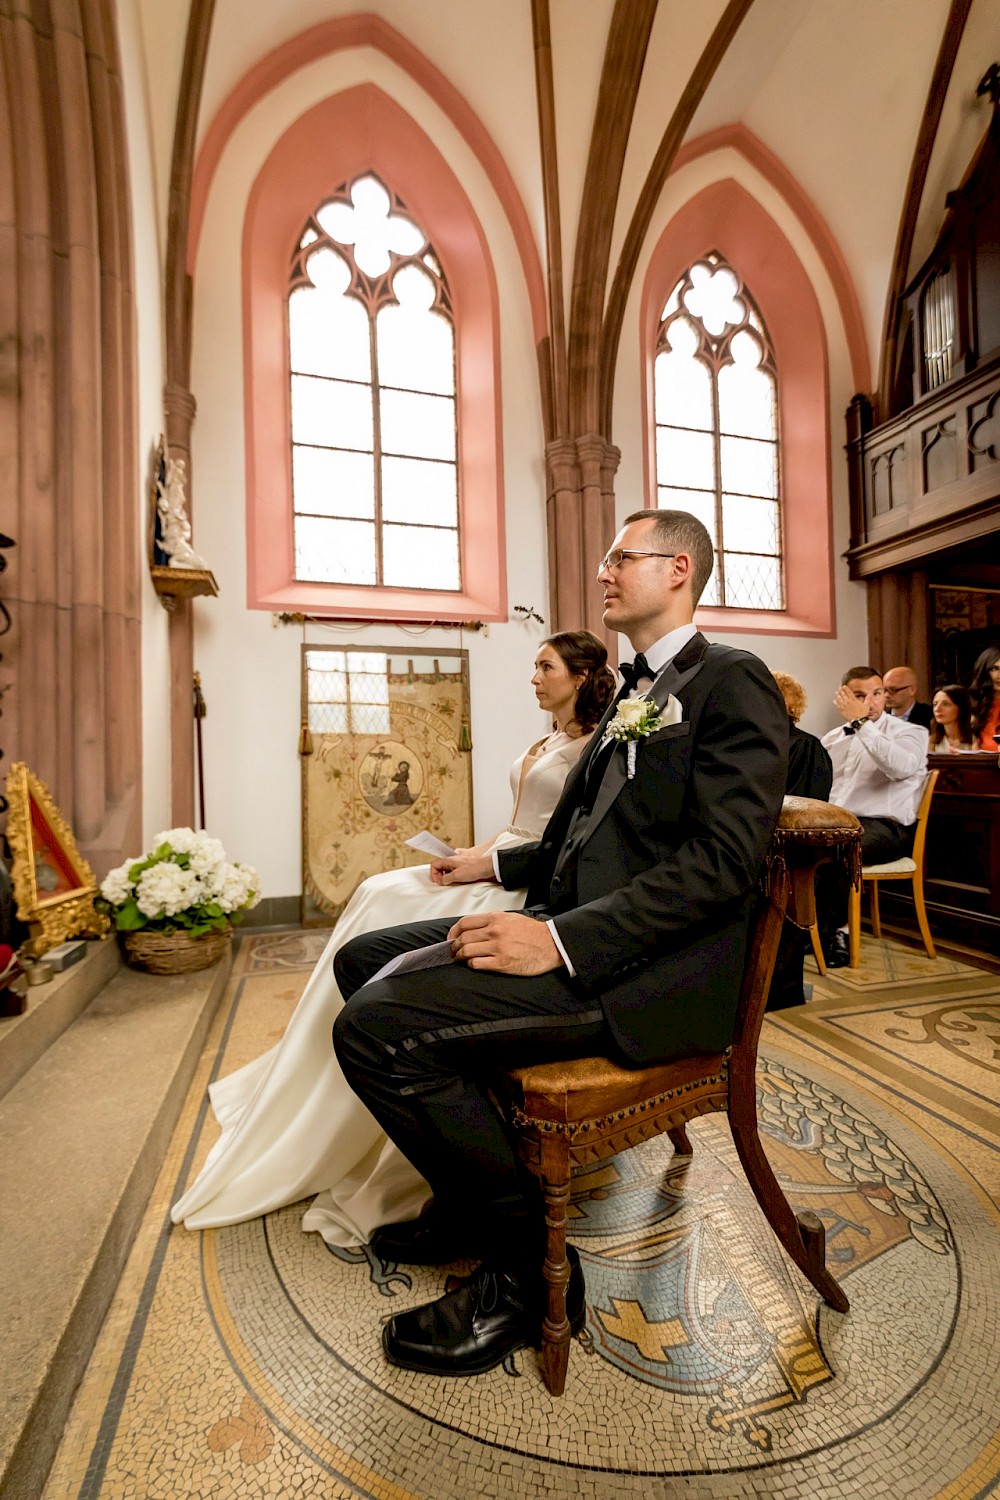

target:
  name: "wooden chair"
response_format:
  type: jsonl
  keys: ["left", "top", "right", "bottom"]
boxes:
{"left": 500, "top": 797, "right": 862, "bottom": 1396}
{"left": 847, "top": 770, "right": 938, "bottom": 968}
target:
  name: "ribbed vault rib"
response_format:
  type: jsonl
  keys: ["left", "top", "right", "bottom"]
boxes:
{"left": 599, "top": 0, "right": 755, "bottom": 440}
{"left": 566, "top": 0, "right": 658, "bottom": 437}
{"left": 532, "top": 0, "right": 566, "bottom": 441}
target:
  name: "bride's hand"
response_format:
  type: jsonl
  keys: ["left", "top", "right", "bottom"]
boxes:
{"left": 430, "top": 852, "right": 496, "bottom": 886}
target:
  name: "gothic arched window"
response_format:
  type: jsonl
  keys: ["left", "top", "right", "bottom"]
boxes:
{"left": 288, "top": 173, "right": 460, "bottom": 592}
{"left": 653, "top": 254, "right": 783, "bottom": 610}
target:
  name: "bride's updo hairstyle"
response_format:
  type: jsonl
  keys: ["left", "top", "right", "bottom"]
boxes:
{"left": 545, "top": 630, "right": 616, "bottom": 733}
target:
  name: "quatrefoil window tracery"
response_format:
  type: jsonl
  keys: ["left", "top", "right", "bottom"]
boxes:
{"left": 287, "top": 173, "right": 460, "bottom": 593}
{"left": 654, "top": 254, "right": 784, "bottom": 612}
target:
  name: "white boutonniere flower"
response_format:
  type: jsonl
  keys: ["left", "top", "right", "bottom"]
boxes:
{"left": 602, "top": 695, "right": 664, "bottom": 778}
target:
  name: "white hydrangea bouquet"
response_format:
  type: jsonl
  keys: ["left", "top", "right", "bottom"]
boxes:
{"left": 98, "top": 828, "right": 261, "bottom": 937}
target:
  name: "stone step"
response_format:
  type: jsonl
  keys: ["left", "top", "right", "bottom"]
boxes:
{"left": 0, "top": 940, "right": 121, "bottom": 1105}
{"left": 0, "top": 949, "right": 232, "bottom": 1500}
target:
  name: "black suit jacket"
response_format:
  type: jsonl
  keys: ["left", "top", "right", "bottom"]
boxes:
{"left": 497, "top": 634, "right": 788, "bottom": 1064}
{"left": 903, "top": 702, "right": 933, "bottom": 730}
{"left": 787, "top": 722, "right": 833, "bottom": 800}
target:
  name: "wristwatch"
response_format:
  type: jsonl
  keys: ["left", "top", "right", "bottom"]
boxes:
{"left": 843, "top": 718, "right": 867, "bottom": 735}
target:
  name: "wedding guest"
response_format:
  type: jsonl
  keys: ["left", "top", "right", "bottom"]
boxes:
{"left": 930, "top": 685, "right": 976, "bottom": 752}
{"left": 816, "top": 666, "right": 927, "bottom": 968}
{"left": 768, "top": 671, "right": 832, "bottom": 1008}
{"left": 969, "top": 646, "right": 1000, "bottom": 750}
{"left": 771, "top": 671, "right": 834, "bottom": 800}
{"left": 883, "top": 666, "right": 933, "bottom": 728}
{"left": 172, "top": 632, "right": 614, "bottom": 1247}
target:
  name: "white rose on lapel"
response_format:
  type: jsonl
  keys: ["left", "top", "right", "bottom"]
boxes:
{"left": 603, "top": 693, "right": 684, "bottom": 778}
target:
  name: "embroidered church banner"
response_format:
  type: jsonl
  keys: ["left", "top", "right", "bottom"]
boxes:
{"left": 301, "top": 646, "right": 473, "bottom": 924}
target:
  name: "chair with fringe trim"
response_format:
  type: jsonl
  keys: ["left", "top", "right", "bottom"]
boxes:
{"left": 499, "top": 796, "right": 862, "bottom": 1396}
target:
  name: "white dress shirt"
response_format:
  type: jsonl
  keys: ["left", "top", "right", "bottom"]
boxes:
{"left": 821, "top": 711, "right": 928, "bottom": 826}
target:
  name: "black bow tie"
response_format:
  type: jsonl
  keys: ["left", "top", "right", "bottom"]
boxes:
{"left": 619, "top": 653, "right": 654, "bottom": 691}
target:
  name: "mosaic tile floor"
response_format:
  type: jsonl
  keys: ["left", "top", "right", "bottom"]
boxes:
{"left": 44, "top": 932, "right": 1000, "bottom": 1499}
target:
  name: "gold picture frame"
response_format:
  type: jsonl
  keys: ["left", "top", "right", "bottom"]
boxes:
{"left": 4, "top": 762, "right": 110, "bottom": 955}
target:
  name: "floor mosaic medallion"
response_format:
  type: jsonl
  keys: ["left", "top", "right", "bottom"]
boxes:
{"left": 45, "top": 934, "right": 1000, "bottom": 1500}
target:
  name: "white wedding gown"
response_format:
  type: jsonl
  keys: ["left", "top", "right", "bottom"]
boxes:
{"left": 171, "top": 729, "right": 590, "bottom": 1247}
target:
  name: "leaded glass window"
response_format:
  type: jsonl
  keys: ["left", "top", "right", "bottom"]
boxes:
{"left": 288, "top": 174, "right": 460, "bottom": 591}
{"left": 653, "top": 254, "right": 783, "bottom": 610}
{"left": 305, "top": 650, "right": 391, "bottom": 736}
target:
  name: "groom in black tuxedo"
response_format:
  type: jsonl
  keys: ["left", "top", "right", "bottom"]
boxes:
{"left": 333, "top": 508, "right": 788, "bottom": 1376}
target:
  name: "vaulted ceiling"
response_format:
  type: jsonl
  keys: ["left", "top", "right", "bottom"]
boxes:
{"left": 137, "top": 0, "right": 999, "bottom": 426}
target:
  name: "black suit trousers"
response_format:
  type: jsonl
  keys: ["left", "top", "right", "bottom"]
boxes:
{"left": 332, "top": 917, "right": 611, "bottom": 1265}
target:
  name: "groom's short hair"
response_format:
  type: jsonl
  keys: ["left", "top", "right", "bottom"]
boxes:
{"left": 623, "top": 508, "right": 715, "bottom": 604}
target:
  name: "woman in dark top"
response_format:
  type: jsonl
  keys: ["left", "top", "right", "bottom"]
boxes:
{"left": 768, "top": 672, "right": 833, "bottom": 1008}
{"left": 772, "top": 671, "right": 834, "bottom": 799}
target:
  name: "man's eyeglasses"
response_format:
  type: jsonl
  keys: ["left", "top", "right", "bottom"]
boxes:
{"left": 597, "top": 548, "right": 676, "bottom": 579}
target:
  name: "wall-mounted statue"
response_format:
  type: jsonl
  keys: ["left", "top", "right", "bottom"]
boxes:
{"left": 156, "top": 457, "right": 208, "bottom": 569}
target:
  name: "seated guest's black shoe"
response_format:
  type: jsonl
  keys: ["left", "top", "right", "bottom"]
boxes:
{"left": 825, "top": 930, "right": 850, "bottom": 969}
{"left": 382, "top": 1248, "right": 586, "bottom": 1376}
{"left": 369, "top": 1199, "right": 479, "bottom": 1266}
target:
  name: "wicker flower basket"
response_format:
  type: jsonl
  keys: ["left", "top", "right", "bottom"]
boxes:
{"left": 121, "top": 926, "right": 232, "bottom": 975}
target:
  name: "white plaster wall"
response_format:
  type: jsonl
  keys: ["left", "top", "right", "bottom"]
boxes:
{"left": 611, "top": 148, "right": 869, "bottom": 743}
{"left": 117, "top": 0, "right": 172, "bottom": 847}
{"left": 190, "top": 48, "right": 550, "bottom": 898}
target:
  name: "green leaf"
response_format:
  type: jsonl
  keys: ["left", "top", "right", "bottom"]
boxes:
{"left": 114, "top": 898, "right": 146, "bottom": 932}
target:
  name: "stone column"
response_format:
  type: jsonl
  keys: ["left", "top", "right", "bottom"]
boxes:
{"left": 0, "top": 0, "right": 141, "bottom": 875}
{"left": 544, "top": 432, "right": 619, "bottom": 650}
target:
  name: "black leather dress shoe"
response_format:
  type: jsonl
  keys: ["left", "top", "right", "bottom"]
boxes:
{"left": 369, "top": 1200, "right": 480, "bottom": 1266}
{"left": 825, "top": 930, "right": 850, "bottom": 969}
{"left": 382, "top": 1248, "right": 586, "bottom": 1376}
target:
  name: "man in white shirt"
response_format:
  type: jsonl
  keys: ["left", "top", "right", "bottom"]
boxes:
{"left": 819, "top": 665, "right": 929, "bottom": 966}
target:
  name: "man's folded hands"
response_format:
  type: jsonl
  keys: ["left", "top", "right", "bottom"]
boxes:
{"left": 447, "top": 912, "right": 562, "bottom": 975}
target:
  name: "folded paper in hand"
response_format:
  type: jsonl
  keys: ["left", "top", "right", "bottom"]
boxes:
{"left": 361, "top": 940, "right": 455, "bottom": 988}
{"left": 404, "top": 831, "right": 456, "bottom": 858}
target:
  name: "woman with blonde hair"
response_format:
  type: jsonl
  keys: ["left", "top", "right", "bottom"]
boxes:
{"left": 768, "top": 671, "right": 832, "bottom": 1009}
{"left": 771, "top": 670, "right": 833, "bottom": 801}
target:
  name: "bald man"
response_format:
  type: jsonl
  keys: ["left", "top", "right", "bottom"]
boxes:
{"left": 883, "top": 666, "right": 933, "bottom": 729}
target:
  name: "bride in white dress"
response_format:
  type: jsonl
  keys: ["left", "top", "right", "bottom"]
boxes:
{"left": 172, "top": 631, "right": 615, "bottom": 1246}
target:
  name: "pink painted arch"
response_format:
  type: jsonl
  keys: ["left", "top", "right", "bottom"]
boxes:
{"left": 243, "top": 84, "right": 507, "bottom": 622}
{"left": 640, "top": 177, "right": 835, "bottom": 637}
{"left": 190, "top": 12, "right": 546, "bottom": 343}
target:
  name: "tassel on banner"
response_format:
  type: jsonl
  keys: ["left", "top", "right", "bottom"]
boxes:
{"left": 299, "top": 721, "right": 314, "bottom": 756}
{"left": 458, "top": 720, "right": 472, "bottom": 752}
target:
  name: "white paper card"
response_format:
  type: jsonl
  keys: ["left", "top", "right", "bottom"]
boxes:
{"left": 362, "top": 940, "right": 455, "bottom": 988}
{"left": 404, "top": 831, "right": 456, "bottom": 858}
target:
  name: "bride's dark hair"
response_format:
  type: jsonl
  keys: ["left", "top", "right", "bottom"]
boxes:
{"left": 544, "top": 630, "right": 616, "bottom": 732}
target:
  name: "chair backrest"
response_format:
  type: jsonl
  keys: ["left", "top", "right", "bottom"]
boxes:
{"left": 730, "top": 798, "right": 862, "bottom": 1062}
{"left": 909, "top": 769, "right": 939, "bottom": 868}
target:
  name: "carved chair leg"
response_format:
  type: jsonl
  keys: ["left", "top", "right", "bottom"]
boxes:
{"left": 728, "top": 1077, "right": 849, "bottom": 1313}
{"left": 667, "top": 1125, "right": 693, "bottom": 1156}
{"left": 848, "top": 885, "right": 861, "bottom": 969}
{"left": 809, "top": 923, "right": 827, "bottom": 977}
{"left": 912, "top": 874, "right": 936, "bottom": 960}
{"left": 870, "top": 882, "right": 882, "bottom": 939}
{"left": 537, "top": 1133, "right": 574, "bottom": 1396}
